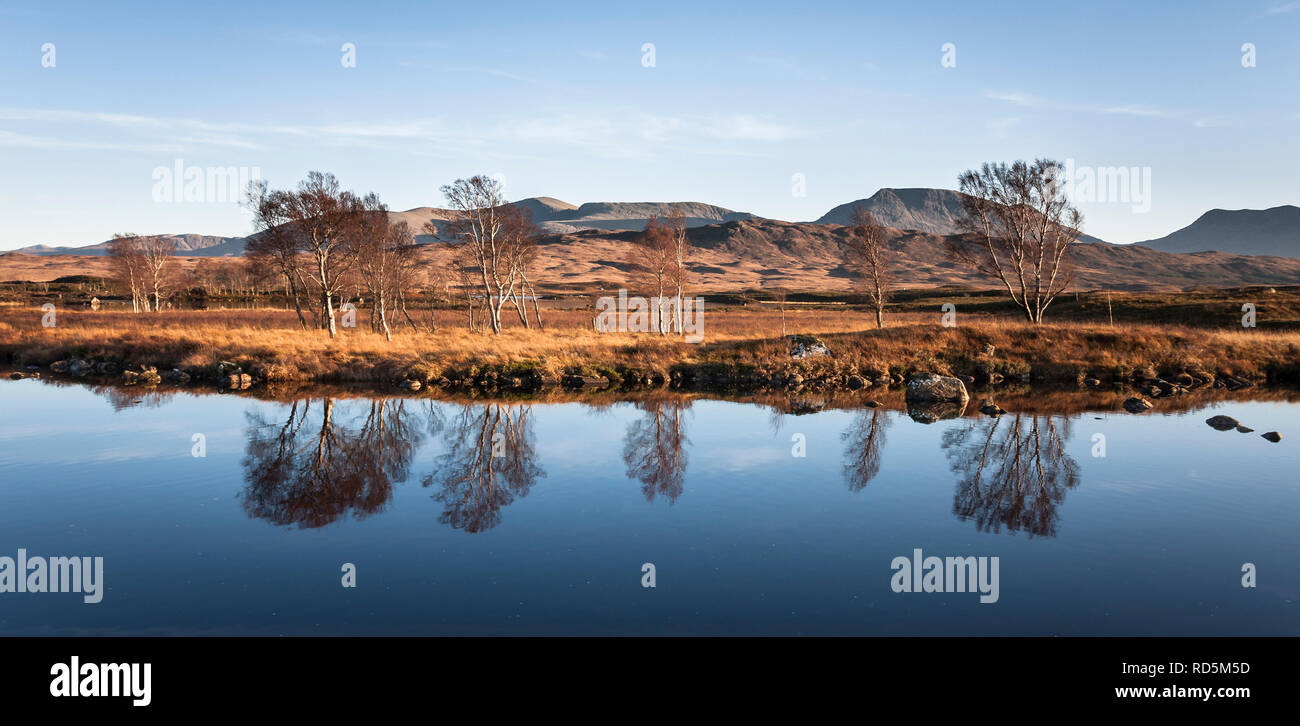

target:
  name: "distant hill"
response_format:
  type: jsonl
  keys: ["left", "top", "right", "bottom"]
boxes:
{"left": 1137, "top": 206, "right": 1300, "bottom": 257}
{"left": 16, "top": 233, "right": 247, "bottom": 257}
{"left": 815, "top": 188, "right": 970, "bottom": 234}
{"left": 524, "top": 199, "right": 755, "bottom": 234}
{"left": 814, "top": 187, "right": 1109, "bottom": 244}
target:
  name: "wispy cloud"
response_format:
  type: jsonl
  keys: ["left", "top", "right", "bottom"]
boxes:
{"left": 0, "top": 106, "right": 802, "bottom": 160}
{"left": 986, "top": 92, "right": 1196, "bottom": 124}
{"left": 444, "top": 66, "right": 539, "bottom": 83}
{"left": 985, "top": 91, "right": 1038, "bottom": 107}
{"left": 1266, "top": 1, "right": 1300, "bottom": 14}
{"left": 0, "top": 130, "right": 180, "bottom": 153}
{"left": 1101, "top": 104, "right": 1172, "bottom": 118}
{"left": 986, "top": 117, "right": 1023, "bottom": 131}
{"left": 0, "top": 109, "right": 169, "bottom": 128}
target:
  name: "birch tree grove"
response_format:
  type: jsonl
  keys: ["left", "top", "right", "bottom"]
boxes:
{"left": 354, "top": 195, "right": 418, "bottom": 342}
{"left": 252, "top": 172, "right": 362, "bottom": 338}
{"left": 438, "top": 175, "right": 544, "bottom": 335}
{"left": 952, "top": 159, "right": 1083, "bottom": 324}
{"left": 107, "top": 233, "right": 148, "bottom": 312}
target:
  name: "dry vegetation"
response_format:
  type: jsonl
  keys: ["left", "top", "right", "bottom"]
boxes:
{"left": 4, "top": 304, "right": 1300, "bottom": 389}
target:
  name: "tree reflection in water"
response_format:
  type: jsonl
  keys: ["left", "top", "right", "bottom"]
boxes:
{"left": 241, "top": 397, "right": 421, "bottom": 528}
{"left": 941, "top": 412, "right": 1080, "bottom": 538}
{"left": 422, "top": 403, "right": 544, "bottom": 533}
{"left": 842, "top": 407, "right": 891, "bottom": 492}
{"left": 622, "top": 398, "right": 691, "bottom": 504}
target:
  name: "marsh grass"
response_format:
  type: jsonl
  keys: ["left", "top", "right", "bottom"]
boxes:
{"left": 3, "top": 305, "right": 1299, "bottom": 385}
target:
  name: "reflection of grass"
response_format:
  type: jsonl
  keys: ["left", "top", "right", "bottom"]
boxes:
{"left": 3, "top": 305, "right": 1300, "bottom": 386}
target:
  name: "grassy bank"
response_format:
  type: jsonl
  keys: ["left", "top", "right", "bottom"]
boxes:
{"left": 3, "top": 306, "right": 1299, "bottom": 391}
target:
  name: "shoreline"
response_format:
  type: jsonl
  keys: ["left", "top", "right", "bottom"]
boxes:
{"left": 7, "top": 369, "right": 1300, "bottom": 426}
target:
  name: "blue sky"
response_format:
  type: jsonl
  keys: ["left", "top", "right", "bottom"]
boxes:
{"left": 0, "top": 0, "right": 1296, "bottom": 250}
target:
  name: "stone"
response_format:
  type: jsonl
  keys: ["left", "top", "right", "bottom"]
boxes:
{"left": 1122, "top": 396, "right": 1153, "bottom": 413}
{"left": 69, "top": 359, "right": 93, "bottom": 377}
{"left": 50, "top": 360, "right": 71, "bottom": 373}
{"left": 904, "top": 373, "right": 970, "bottom": 404}
{"left": 978, "top": 399, "right": 1006, "bottom": 416}
{"left": 846, "top": 375, "right": 867, "bottom": 390}
{"left": 397, "top": 379, "right": 421, "bottom": 391}
{"left": 1235, "top": 426, "right": 1254, "bottom": 434}
{"left": 1084, "top": 377, "right": 1101, "bottom": 388}
{"left": 787, "top": 335, "right": 832, "bottom": 359}
{"left": 1205, "top": 415, "right": 1240, "bottom": 431}
{"left": 221, "top": 373, "right": 252, "bottom": 389}
{"left": 164, "top": 369, "right": 191, "bottom": 385}
{"left": 1261, "top": 432, "right": 1282, "bottom": 442}
{"left": 123, "top": 366, "right": 162, "bottom": 386}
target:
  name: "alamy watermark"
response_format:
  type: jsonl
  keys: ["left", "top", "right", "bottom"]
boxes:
{"left": 890, "top": 548, "right": 999, "bottom": 604}
{"left": 595, "top": 290, "right": 705, "bottom": 343}
{"left": 1061, "top": 158, "right": 1151, "bottom": 213}
{"left": 50, "top": 657, "right": 150, "bottom": 707}
{"left": 0, "top": 548, "right": 104, "bottom": 603}
{"left": 152, "top": 159, "right": 262, "bottom": 204}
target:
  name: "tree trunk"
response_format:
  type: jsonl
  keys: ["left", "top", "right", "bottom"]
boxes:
{"left": 510, "top": 288, "right": 529, "bottom": 328}
{"left": 378, "top": 295, "right": 392, "bottom": 341}
{"left": 524, "top": 278, "right": 544, "bottom": 331}
{"left": 325, "top": 291, "right": 338, "bottom": 337}
{"left": 286, "top": 273, "right": 308, "bottom": 330}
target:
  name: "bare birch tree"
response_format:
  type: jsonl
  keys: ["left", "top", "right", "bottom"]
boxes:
{"left": 138, "top": 235, "right": 176, "bottom": 312}
{"left": 665, "top": 206, "right": 691, "bottom": 335}
{"left": 626, "top": 216, "right": 676, "bottom": 335}
{"left": 952, "top": 159, "right": 1083, "bottom": 324}
{"left": 246, "top": 179, "right": 311, "bottom": 329}
{"left": 439, "top": 175, "right": 515, "bottom": 335}
{"left": 106, "top": 234, "right": 148, "bottom": 312}
{"left": 353, "top": 195, "right": 419, "bottom": 342}
{"left": 841, "top": 207, "right": 891, "bottom": 328}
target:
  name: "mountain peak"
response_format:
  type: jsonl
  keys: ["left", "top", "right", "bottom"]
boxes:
{"left": 813, "top": 187, "right": 969, "bottom": 234}
{"left": 1139, "top": 205, "right": 1300, "bottom": 256}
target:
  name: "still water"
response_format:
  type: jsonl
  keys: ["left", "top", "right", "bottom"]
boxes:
{"left": 0, "top": 379, "right": 1296, "bottom": 635}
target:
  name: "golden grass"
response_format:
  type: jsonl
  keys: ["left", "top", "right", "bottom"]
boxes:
{"left": 3, "top": 305, "right": 1300, "bottom": 386}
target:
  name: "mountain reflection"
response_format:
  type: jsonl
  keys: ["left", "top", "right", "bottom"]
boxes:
{"left": 622, "top": 398, "right": 691, "bottom": 504}
{"left": 422, "top": 403, "right": 544, "bottom": 533}
{"left": 241, "top": 398, "right": 421, "bottom": 528}
{"left": 941, "top": 413, "right": 1080, "bottom": 538}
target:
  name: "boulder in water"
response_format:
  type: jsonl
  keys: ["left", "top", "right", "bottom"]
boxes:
{"left": 905, "top": 373, "right": 970, "bottom": 404}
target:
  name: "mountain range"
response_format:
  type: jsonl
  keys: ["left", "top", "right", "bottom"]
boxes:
{"left": 16, "top": 187, "right": 1291, "bottom": 258}
{"left": 3, "top": 188, "right": 1297, "bottom": 292}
